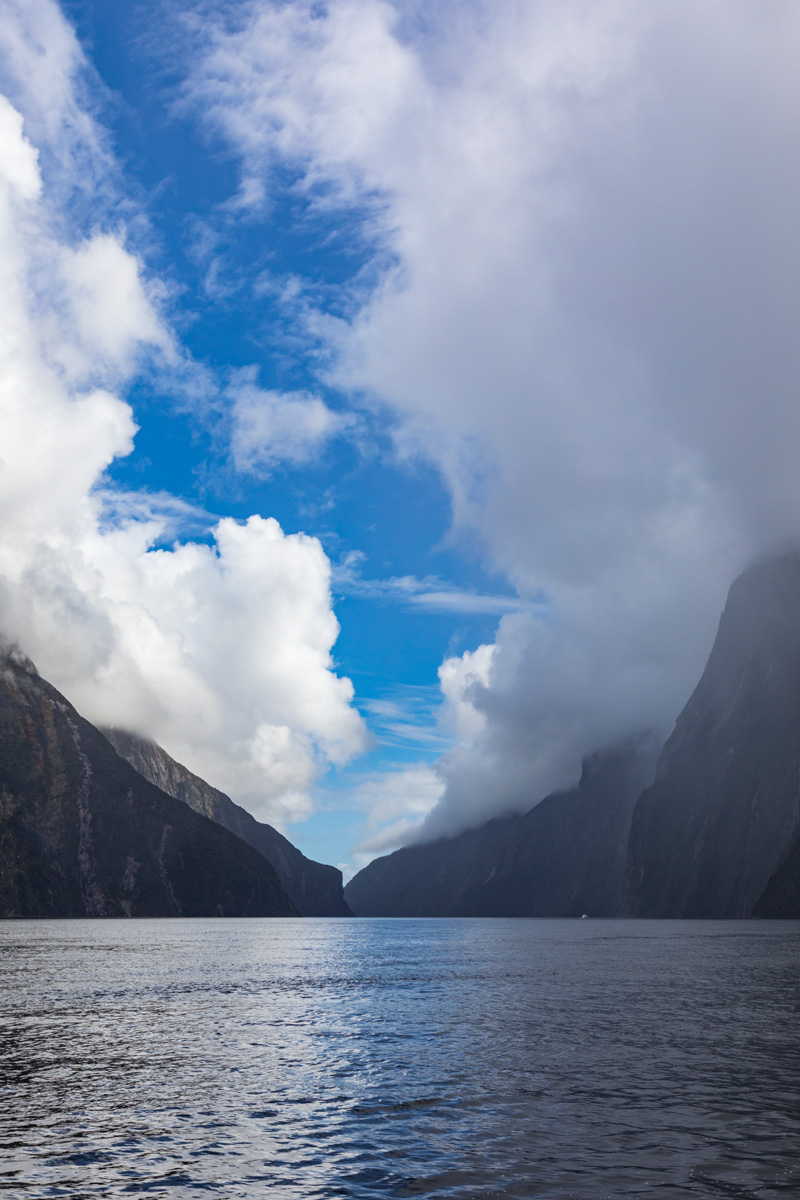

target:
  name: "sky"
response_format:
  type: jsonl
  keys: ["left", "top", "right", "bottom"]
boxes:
{"left": 0, "top": 0, "right": 799, "bottom": 878}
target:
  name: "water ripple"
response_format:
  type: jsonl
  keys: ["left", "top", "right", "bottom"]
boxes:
{"left": 1, "top": 918, "right": 799, "bottom": 1197}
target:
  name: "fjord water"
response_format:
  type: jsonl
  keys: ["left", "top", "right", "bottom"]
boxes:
{"left": 1, "top": 920, "right": 798, "bottom": 1199}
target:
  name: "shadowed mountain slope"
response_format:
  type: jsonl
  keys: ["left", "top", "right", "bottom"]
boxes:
{"left": 0, "top": 645, "right": 297, "bottom": 918}
{"left": 754, "top": 829, "right": 800, "bottom": 916}
{"left": 623, "top": 555, "right": 800, "bottom": 918}
{"left": 754, "top": 829, "right": 800, "bottom": 917}
{"left": 345, "top": 738, "right": 658, "bottom": 917}
{"left": 101, "top": 728, "right": 352, "bottom": 917}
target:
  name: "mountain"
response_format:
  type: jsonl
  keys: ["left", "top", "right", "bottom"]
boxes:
{"left": 753, "top": 831, "right": 800, "bottom": 917}
{"left": 101, "top": 728, "right": 352, "bottom": 917}
{"left": 344, "top": 737, "right": 658, "bottom": 917}
{"left": 623, "top": 555, "right": 800, "bottom": 918}
{"left": 0, "top": 643, "right": 297, "bottom": 918}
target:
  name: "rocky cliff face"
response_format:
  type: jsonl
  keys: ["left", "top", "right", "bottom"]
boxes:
{"left": 623, "top": 555, "right": 800, "bottom": 918}
{"left": 344, "top": 738, "right": 658, "bottom": 917}
{"left": 0, "top": 646, "right": 297, "bottom": 918}
{"left": 101, "top": 728, "right": 352, "bottom": 917}
{"left": 753, "top": 830, "right": 800, "bottom": 917}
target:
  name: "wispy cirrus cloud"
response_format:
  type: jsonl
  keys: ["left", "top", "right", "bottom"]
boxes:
{"left": 333, "top": 551, "right": 523, "bottom": 616}
{"left": 359, "top": 684, "right": 450, "bottom": 753}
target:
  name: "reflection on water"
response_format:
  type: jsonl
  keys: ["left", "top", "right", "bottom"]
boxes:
{"left": 0, "top": 918, "right": 798, "bottom": 1198}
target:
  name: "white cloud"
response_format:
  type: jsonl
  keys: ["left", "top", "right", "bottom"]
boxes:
{"left": 183, "top": 0, "right": 423, "bottom": 212}
{"left": 359, "top": 683, "right": 450, "bottom": 752}
{"left": 0, "top": 4, "right": 367, "bottom": 828}
{"left": 333, "top": 551, "right": 523, "bottom": 614}
{"left": 0, "top": 0, "right": 113, "bottom": 202}
{"left": 184, "top": 0, "right": 800, "bottom": 837}
{"left": 56, "top": 234, "right": 172, "bottom": 382}
{"left": 438, "top": 643, "right": 495, "bottom": 744}
{"left": 0, "top": 94, "right": 40, "bottom": 196}
{"left": 229, "top": 371, "right": 354, "bottom": 475}
{"left": 348, "top": 762, "right": 445, "bottom": 871}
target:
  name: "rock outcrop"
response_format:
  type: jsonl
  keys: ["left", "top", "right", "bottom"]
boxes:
{"left": 623, "top": 555, "right": 800, "bottom": 917}
{"left": 345, "top": 737, "right": 658, "bottom": 917}
{"left": 0, "top": 645, "right": 297, "bottom": 918}
{"left": 102, "top": 728, "right": 352, "bottom": 917}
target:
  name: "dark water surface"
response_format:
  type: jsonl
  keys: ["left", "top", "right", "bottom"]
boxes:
{"left": 1, "top": 919, "right": 799, "bottom": 1198}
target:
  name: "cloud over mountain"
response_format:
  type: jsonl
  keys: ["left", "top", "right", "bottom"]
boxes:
{"left": 0, "top": 0, "right": 366, "bottom": 826}
{"left": 183, "top": 0, "right": 800, "bottom": 835}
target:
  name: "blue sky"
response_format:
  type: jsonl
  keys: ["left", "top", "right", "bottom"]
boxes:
{"left": 1, "top": 0, "right": 799, "bottom": 876}
{"left": 0, "top": 0, "right": 524, "bottom": 873}
{"left": 66, "top": 0, "right": 521, "bottom": 872}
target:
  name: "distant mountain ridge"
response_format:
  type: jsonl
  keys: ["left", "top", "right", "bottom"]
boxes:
{"left": 345, "top": 737, "right": 659, "bottom": 917}
{"left": 8, "top": 552, "right": 800, "bottom": 922}
{"left": 102, "top": 728, "right": 352, "bottom": 917}
{"left": 0, "top": 643, "right": 296, "bottom": 918}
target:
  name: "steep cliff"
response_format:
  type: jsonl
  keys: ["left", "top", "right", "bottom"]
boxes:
{"left": 623, "top": 555, "right": 800, "bottom": 918}
{"left": 753, "top": 831, "right": 800, "bottom": 917}
{"left": 102, "top": 728, "right": 352, "bottom": 917}
{"left": 345, "top": 738, "right": 658, "bottom": 917}
{"left": 0, "top": 645, "right": 297, "bottom": 918}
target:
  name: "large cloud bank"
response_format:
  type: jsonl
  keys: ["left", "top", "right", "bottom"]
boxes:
{"left": 186, "top": 0, "right": 800, "bottom": 836}
{"left": 0, "top": 1, "right": 365, "bottom": 825}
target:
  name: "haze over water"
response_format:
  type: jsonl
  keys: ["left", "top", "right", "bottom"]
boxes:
{"left": 1, "top": 919, "right": 798, "bottom": 1199}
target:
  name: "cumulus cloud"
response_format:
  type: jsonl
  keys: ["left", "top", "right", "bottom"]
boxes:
{"left": 0, "top": 3, "right": 366, "bottom": 826}
{"left": 57, "top": 234, "right": 172, "bottom": 381}
{"left": 183, "top": 0, "right": 800, "bottom": 837}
